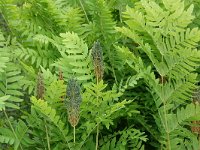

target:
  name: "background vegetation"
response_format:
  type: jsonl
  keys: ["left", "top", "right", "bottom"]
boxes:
{"left": 0, "top": 0, "right": 200, "bottom": 149}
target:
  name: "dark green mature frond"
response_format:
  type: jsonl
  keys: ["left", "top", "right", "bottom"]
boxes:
{"left": 0, "top": 120, "right": 32, "bottom": 149}
{"left": 86, "top": 0, "right": 116, "bottom": 37}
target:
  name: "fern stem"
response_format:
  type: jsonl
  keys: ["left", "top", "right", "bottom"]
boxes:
{"left": 44, "top": 120, "right": 51, "bottom": 150}
{"left": 78, "top": 0, "right": 89, "bottom": 23}
{"left": 95, "top": 124, "right": 99, "bottom": 150}
{"left": 79, "top": 123, "right": 99, "bottom": 149}
{"left": 3, "top": 110, "right": 23, "bottom": 150}
{"left": 73, "top": 126, "right": 76, "bottom": 144}
{"left": 161, "top": 54, "right": 171, "bottom": 150}
{"left": 95, "top": 78, "right": 99, "bottom": 150}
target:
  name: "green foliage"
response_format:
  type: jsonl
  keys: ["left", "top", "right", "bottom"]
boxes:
{"left": 0, "top": 0, "right": 200, "bottom": 149}
{"left": 117, "top": 0, "right": 200, "bottom": 149}
{"left": 54, "top": 32, "right": 93, "bottom": 82}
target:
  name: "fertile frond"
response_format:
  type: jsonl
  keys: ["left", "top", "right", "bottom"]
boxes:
{"left": 92, "top": 41, "right": 104, "bottom": 81}
{"left": 66, "top": 78, "right": 82, "bottom": 127}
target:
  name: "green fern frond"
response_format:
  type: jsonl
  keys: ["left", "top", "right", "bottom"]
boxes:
{"left": 0, "top": 135, "right": 15, "bottom": 145}
{"left": 19, "top": 61, "right": 37, "bottom": 95}
{"left": 44, "top": 80, "right": 65, "bottom": 107}
{"left": 0, "top": 95, "right": 10, "bottom": 111}
{"left": 0, "top": 62, "right": 24, "bottom": 109}
{"left": 0, "top": 31, "right": 9, "bottom": 73}
{"left": 54, "top": 32, "right": 93, "bottom": 82}
{"left": 82, "top": 80, "right": 131, "bottom": 129}
{"left": 31, "top": 96, "right": 70, "bottom": 144}
{"left": 0, "top": 120, "right": 32, "bottom": 149}
{"left": 86, "top": 0, "right": 116, "bottom": 35}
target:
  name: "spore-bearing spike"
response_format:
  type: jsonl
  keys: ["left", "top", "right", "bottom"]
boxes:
{"left": 36, "top": 71, "right": 45, "bottom": 99}
{"left": 66, "top": 78, "right": 82, "bottom": 127}
{"left": 191, "top": 87, "right": 200, "bottom": 134}
{"left": 92, "top": 41, "right": 104, "bottom": 81}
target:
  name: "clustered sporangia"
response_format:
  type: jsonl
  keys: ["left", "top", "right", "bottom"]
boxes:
{"left": 36, "top": 70, "right": 45, "bottom": 99}
{"left": 91, "top": 41, "right": 104, "bottom": 82}
{"left": 191, "top": 88, "right": 200, "bottom": 134}
{"left": 66, "top": 78, "right": 82, "bottom": 127}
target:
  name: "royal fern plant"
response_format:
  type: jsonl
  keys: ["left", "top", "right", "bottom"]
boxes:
{"left": 1, "top": 0, "right": 200, "bottom": 150}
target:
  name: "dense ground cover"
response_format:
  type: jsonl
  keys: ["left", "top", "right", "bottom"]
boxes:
{"left": 1, "top": 0, "right": 200, "bottom": 149}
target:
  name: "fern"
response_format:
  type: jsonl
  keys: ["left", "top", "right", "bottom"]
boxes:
{"left": 0, "top": 33, "right": 24, "bottom": 109}
{"left": 0, "top": 135, "right": 15, "bottom": 145}
{"left": 31, "top": 96, "right": 72, "bottom": 148}
{"left": 117, "top": 0, "right": 200, "bottom": 149}
{"left": 0, "top": 31, "right": 9, "bottom": 73}
{"left": 54, "top": 32, "right": 93, "bottom": 82}
{"left": 1, "top": 0, "right": 200, "bottom": 149}
{"left": 0, "top": 120, "right": 32, "bottom": 150}
{"left": 0, "top": 95, "right": 10, "bottom": 111}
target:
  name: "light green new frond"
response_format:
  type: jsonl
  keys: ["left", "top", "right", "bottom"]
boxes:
{"left": 40, "top": 67, "right": 58, "bottom": 87}
{"left": 54, "top": 32, "right": 93, "bottom": 82}
{"left": 31, "top": 96, "right": 70, "bottom": 145}
{"left": 33, "top": 34, "right": 62, "bottom": 51}
{"left": 141, "top": 0, "right": 194, "bottom": 35}
{"left": 44, "top": 80, "right": 66, "bottom": 107}
{"left": 158, "top": 103, "right": 200, "bottom": 149}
